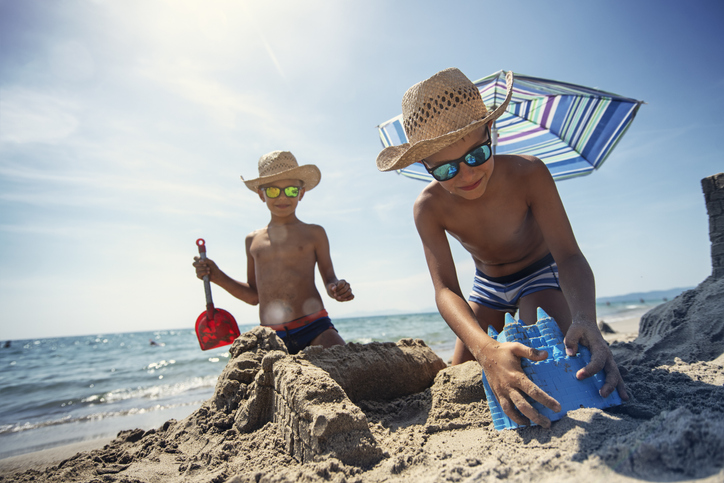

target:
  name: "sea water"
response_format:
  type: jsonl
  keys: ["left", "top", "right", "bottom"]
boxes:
{"left": 0, "top": 302, "right": 660, "bottom": 459}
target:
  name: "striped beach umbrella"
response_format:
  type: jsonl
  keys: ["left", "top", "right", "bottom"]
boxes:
{"left": 377, "top": 71, "right": 644, "bottom": 182}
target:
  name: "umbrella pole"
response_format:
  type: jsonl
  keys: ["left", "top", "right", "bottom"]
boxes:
{"left": 491, "top": 124, "right": 498, "bottom": 155}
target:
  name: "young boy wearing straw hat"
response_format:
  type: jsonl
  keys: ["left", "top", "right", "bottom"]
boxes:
{"left": 193, "top": 151, "right": 353, "bottom": 354}
{"left": 377, "top": 68, "right": 628, "bottom": 428}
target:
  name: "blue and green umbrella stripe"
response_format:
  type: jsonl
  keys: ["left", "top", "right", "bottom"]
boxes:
{"left": 377, "top": 70, "right": 643, "bottom": 182}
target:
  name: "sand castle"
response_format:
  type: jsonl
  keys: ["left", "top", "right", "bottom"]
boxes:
{"left": 615, "top": 172, "right": 724, "bottom": 368}
{"left": 482, "top": 308, "right": 622, "bottom": 430}
{"left": 213, "top": 329, "right": 447, "bottom": 466}
{"left": 703, "top": 173, "right": 724, "bottom": 279}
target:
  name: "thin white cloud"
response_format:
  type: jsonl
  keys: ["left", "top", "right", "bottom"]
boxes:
{"left": 136, "top": 62, "right": 277, "bottom": 129}
{"left": 258, "top": 32, "right": 286, "bottom": 81}
{"left": 0, "top": 164, "right": 232, "bottom": 199}
{"left": 0, "top": 88, "right": 79, "bottom": 144}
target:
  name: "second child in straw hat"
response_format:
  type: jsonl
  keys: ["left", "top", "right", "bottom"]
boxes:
{"left": 193, "top": 150, "right": 354, "bottom": 354}
{"left": 377, "top": 68, "right": 628, "bottom": 428}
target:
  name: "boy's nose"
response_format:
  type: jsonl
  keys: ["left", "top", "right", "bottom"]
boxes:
{"left": 457, "top": 161, "right": 478, "bottom": 180}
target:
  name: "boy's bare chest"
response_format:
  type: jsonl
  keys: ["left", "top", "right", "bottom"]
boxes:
{"left": 249, "top": 230, "right": 316, "bottom": 265}
{"left": 446, "top": 196, "right": 539, "bottom": 257}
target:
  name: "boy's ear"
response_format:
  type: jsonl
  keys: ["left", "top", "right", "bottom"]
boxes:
{"left": 298, "top": 187, "right": 305, "bottom": 201}
{"left": 257, "top": 189, "right": 266, "bottom": 202}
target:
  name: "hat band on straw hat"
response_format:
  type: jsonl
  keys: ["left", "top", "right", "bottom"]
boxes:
{"left": 376, "top": 69, "right": 514, "bottom": 173}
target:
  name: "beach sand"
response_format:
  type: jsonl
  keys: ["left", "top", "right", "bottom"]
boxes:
{"left": 1, "top": 275, "right": 723, "bottom": 483}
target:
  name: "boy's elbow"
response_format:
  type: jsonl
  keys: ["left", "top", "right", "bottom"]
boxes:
{"left": 244, "top": 288, "right": 259, "bottom": 306}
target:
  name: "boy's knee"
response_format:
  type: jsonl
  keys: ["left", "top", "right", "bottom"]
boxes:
{"left": 313, "top": 328, "right": 345, "bottom": 348}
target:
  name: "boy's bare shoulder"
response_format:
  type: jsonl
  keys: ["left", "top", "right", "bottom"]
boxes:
{"left": 414, "top": 182, "right": 447, "bottom": 221}
{"left": 293, "top": 222, "right": 329, "bottom": 248}
{"left": 414, "top": 182, "right": 436, "bottom": 208}
{"left": 302, "top": 222, "right": 328, "bottom": 239}
{"left": 495, "top": 154, "right": 551, "bottom": 186}
{"left": 246, "top": 227, "right": 267, "bottom": 241}
{"left": 497, "top": 153, "right": 546, "bottom": 174}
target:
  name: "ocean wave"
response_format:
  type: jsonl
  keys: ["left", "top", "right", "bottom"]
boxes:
{"left": 88, "top": 375, "right": 218, "bottom": 404}
{"left": 0, "top": 399, "right": 205, "bottom": 435}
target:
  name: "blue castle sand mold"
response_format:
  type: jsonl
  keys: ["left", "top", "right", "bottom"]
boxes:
{"left": 482, "top": 308, "right": 622, "bottom": 431}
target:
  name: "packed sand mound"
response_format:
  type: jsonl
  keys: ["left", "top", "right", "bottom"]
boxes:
{"left": 612, "top": 275, "right": 724, "bottom": 369}
{"left": 4, "top": 320, "right": 723, "bottom": 483}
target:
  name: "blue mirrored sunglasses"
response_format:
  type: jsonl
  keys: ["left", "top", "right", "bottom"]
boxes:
{"left": 424, "top": 128, "right": 493, "bottom": 182}
{"left": 263, "top": 186, "right": 301, "bottom": 198}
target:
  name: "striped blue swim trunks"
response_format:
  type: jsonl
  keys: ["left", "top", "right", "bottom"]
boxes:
{"left": 468, "top": 253, "right": 561, "bottom": 312}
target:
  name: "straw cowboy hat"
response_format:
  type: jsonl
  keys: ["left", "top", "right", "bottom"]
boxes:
{"left": 242, "top": 150, "right": 321, "bottom": 192}
{"left": 376, "top": 68, "right": 514, "bottom": 172}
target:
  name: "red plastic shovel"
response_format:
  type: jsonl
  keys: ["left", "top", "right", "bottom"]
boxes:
{"left": 195, "top": 238, "right": 240, "bottom": 351}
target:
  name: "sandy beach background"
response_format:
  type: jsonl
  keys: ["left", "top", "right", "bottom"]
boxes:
{"left": 1, "top": 274, "right": 723, "bottom": 483}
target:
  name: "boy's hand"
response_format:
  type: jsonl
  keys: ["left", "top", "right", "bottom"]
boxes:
{"left": 192, "top": 256, "right": 219, "bottom": 283}
{"left": 480, "top": 341, "right": 561, "bottom": 428}
{"left": 564, "top": 321, "right": 629, "bottom": 400}
{"left": 328, "top": 280, "right": 354, "bottom": 302}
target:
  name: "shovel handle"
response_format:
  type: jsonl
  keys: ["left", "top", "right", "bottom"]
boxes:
{"left": 196, "top": 238, "right": 215, "bottom": 319}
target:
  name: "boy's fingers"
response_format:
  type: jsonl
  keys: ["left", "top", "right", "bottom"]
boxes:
{"left": 576, "top": 352, "right": 604, "bottom": 380}
{"left": 330, "top": 281, "right": 353, "bottom": 300}
{"left": 486, "top": 342, "right": 559, "bottom": 429}
{"left": 599, "top": 359, "right": 629, "bottom": 400}
{"left": 511, "top": 344, "right": 548, "bottom": 363}
{"left": 518, "top": 374, "right": 561, "bottom": 413}
{"left": 498, "top": 385, "right": 552, "bottom": 428}
{"left": 507, "top": 344, "right": 561, "bottom": 424}
{"left": 499, "top": 394, "right": 530, "bottom": 427}
{"left": 510, "top": 389, "right": 552, "bottom": 428}
{"left": 564, "top": 325, "right": 582, "bottom": 356}
{"left": 567, "top": 330, "right": 629, "bottom": 401}
{"left": 615, "top": 377, "right": 630, "bottom": 401}
{"left": 575, "top": 341, "right": 607, "bottom": 380}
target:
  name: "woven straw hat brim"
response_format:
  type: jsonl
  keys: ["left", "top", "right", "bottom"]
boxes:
{"left": 376, "top": 117, "right": 492, "bottom": 172}
{"left": 242, "top": 164, "right": 321, "bottom": 192}
{"left": 376, "top": 70, "right": 514, "bottom": 172}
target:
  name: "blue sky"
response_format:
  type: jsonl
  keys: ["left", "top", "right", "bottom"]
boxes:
{"left": 1, "top": 0, "right": 722, "bottom": 340}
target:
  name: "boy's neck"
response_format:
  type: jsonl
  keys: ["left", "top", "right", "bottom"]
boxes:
{"left": 268, "top": 213, "right": 301, "bottom": 226}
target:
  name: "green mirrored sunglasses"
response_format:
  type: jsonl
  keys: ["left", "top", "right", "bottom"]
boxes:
{"left": 262, "top": 186, "right": 301, "bottom": 198}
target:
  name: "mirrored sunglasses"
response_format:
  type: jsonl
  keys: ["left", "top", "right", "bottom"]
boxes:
{"left": 262, "top": 186, "right": 301, "bottom": 198}
{"left": 424, "top": 128, "right": 493, "bottom": 182}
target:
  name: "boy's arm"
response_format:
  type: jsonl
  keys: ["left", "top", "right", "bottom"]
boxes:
{"left": 526, "top": 158, "right": 627, "bottom": 400}
{"left": 192, "top": 234, "right": 259, "bottom": 305}
{"left": 414, "top": 195, "right": 560, "bottom": 428}
{"left": 313, "top": 226, "right": 354, "bottom": 302}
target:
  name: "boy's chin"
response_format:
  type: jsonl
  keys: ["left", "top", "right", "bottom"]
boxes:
{"left": 447, "top": 182, "right": 488, "bottom": 200}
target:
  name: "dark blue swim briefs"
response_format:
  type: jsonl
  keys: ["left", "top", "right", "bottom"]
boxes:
{"left": 275, "top": 316, "right": 336, "bottom": 355}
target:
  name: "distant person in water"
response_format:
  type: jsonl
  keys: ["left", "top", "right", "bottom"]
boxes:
{"left": 376, "top": 68, "right": 628, "bottom": 428}
{"left": 193, "top": 151, "right": 353, "bottom": 354}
